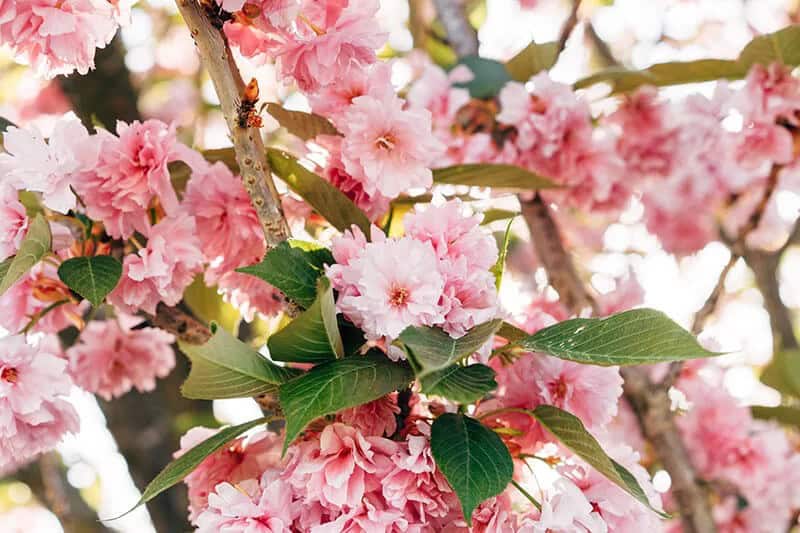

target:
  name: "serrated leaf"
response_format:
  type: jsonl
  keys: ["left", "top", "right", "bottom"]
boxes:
{"left": 505, "top": 40, "right": 559, "bottom": 82}
{"left": 237, "top": 240, "right": 332, "bottom": 308}
{"left": 420, "top": 364, "right": 497, "bottom": 403}
{"left": 179, "top": 323, "right": 300, "bottom": 400}
{"left": 112, "top": 417, "right": 267, "bottom": 520}
{"left": 433, "top": 164, "right": 558, "bottom": 190}
{"left": 0, "top": 214, "right": 51, "bottom": 296}
{"left": 267, "top": 148, "right": 372, "bottom": 235}
{"left": 532, "top": 405, "right": 666, "bottom": 517}
{"left": 268, "top": 277, "right": 343, "bottom": 364}
{"left": 431, "top": 413, "right": 513, "bottom": 524}
{"left": 57, "top": 255, "right": 121, "bottom": 307}
{"left": 514, "top": 309, "right": 718, "bottom": 366}
{"left": 265, "top": 103, "right": 340, "bottom": 140}
{"left": 399, "top": 319, "right": 502, "bottom": 378}
{"left": 279, "top": 354, "right": 414, "bottom": 453}
{"left": 453, "top": 56, "right": 512, "bottom": 99}
{"left": 490, "top": 218, "right": 514, "bottom": 289}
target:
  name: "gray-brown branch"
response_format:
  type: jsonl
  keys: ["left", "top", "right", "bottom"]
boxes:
{"left": 433, "top": 0, "right": 478, "bottom": 57}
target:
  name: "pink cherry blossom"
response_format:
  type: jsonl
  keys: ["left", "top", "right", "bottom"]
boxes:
{"left": 217, "top": 271, "right": 285, "bottom": 322}
{"left": 183, "top": 161, "right": 266, "bottom": 284}
{"left": 338, "top": 395, "right": 400, "bottom": 438}
{"left": 0, "top": 117, "right": 97, "bottom": 212}
{"left": 517, "top": 478, "right": 607, "bottom": 533}
{"left": 75, "top": 119, "right": 181, "bottom": 239}
{"left": 0, "top": 0, "right": 119, "bottom": 78}
{"left": 0, "top": 185, "right": 28, "bottom": 261}
{"left": 0, "top": 335, "right": 79, "bottom": 470}
{"left": 109, "top": 215, "right": 204, "bottom": 315}
{"left": 340, "top": 94, "right": 444, "bottom": 198}
{"left": 176, "top": 427, "right": 283, "bottom": 522}
{"left": 308, "top": 61, "right": 394, "bottom": 121}
{"left": 310, "top": 493, "right": 410, "bottom": 533}
{"left": 65, "top": 317, "right": 176, "bottom": 401}
{"left": 735, "top": 62, "right": 800, "bottom": 124}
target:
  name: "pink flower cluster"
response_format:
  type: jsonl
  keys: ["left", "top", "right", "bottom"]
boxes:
{"left": 0, "top": 335, "right": 78, "bottom": 471}
{"left": 0, "top": 0, "right": 127, "bottom": 78}
{"left": 326, "top": 200, "right": 499, "bottom": 342}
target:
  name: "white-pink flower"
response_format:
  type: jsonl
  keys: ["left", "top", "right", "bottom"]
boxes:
{"left": 66, "top": 316, "right": 176, "bottom": 401}
{"left": 517, "top": 478, "right": 608, "bottom": 533}
{"left": 109, "top": 214, "right": 204, "bottom": 315}
{"left": 217, "top": 271, "right": 285, "bottom": 322}
{"left": 0, "top": 335, "right": 79, "bottom": 470}
{"left": 338, "top": 395, "right": 400, "bottom": 438}
{"left": 0, "top": 185, "right": 28, "bottom": 261}
{"left": 308, "top": 61, "right": 394, "bottom": 121}
{"left": 0, "top": 117, "right": 97, "bottom": 213}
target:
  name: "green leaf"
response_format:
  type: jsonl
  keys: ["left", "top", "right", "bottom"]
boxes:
{"left": 752, "top": 405, "right": 800, "bottom": 426}
{"left": 113, "top": 417, "right": 267, "bottom": 519}
{"left": 399, "top": 319, "right": 502, "bottom": 378}
{"left": 490, "top": 218, "right": 514, "bottom": 289}
{"left": 237, "top": 240, "right": 332, "bottom": 308}
{"left": 514, "top": 308, "right": 718, "bottom": 366}
{"left": 267, "top": 148, "right": 372, "bottom": 236}
{"left": 279, "top": 354, "right": 414, "bottom": 453}
{"left": 453, "top": 56, "right": 512, "bottom": 99}
{"left": 0, "top": 116, "right": 15, "bottom": 134}
{"left": 532, "top": 405, "right": 666, "bottom": 517}
{"left": 0, "top": 214, "right": 52, "bottom": 296}
{"left": 268, "top": 277, "right": 343, "bottom": 364}
{"left": 57, "top": 256, "right": 121, "bottom": 307}
{"left": 420, "top": 364, "right": 497, "bottom": 403}
{"left": 505, "top": 40, "right": 559, "bottom": 82}
{"left": 433, "top": 164, "right": 558, "bottom": 190}
{"left": 738, "top": 24, "right": 800, "bottom": 67}
{"left": 480, "top": 208, "right": 518, "bottom": 225}
{"left": 183, "top": 277, "right": 241, "bottom": 335}
{"left": 265, "top": 103, "right": 340, "bottom": 140}
{"left": 760, "top": 350, "right": 800, "bottom": 399}
{"left": 496, "top": 321, "right": 527, "bottom": 342}
{"left": 431, "top": 413, "right": 514, "bottom": 524}
{"left": 179, "top": 323, "right": 300, "bottom": 400}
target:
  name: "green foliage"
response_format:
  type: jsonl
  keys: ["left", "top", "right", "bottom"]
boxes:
{"left": 752, "top": 405, "right": 800, "bottom": 426}
{"left": 420, "top": 364, "right": 497, "bottom": 403}
{"left": 452, "top": 56, "right": 512, "bottom": 98}
{"left": 490, "top": 218, "right": 514, "bottom": 289}
{"left": 430, "top": 413, "right": 514, "bottom": 524}
{"left": 237, "top": 240, "right": 332, "bottom": 308}
{"left": 0, "top": 214, "right": 52, "bottom": 296}
{"left": 399, "top": 319, "right": 503, "bottom": 378}
{"left": 760, "top": 349, "right": 800, "bottom": 399}
{"left": 267, "top": 148, "right": 372, "bottom": 236}
{"left": 268, "top": 277, "right": 344, "bottom": 364}
{"left": 511, "top": 309, "right": 718, "bottom": 366}
{"left": 532, "top": 405, "right": 666, "bottom": 517}
{"left": 433, "top": 163, "right": 557, "bottom": 190}
{"left": 265, "top": 103, "right": 340, "bottom": 140}
{"left": 179, "top": 323, "right": 300, "bottom": 400}
{"left": 183, "top": 277, "right": 242, "bottom": 335}
{"left": 279, "top": 354, "right": 414, "bottom": 453}
{"left": 505, "top": 40, "right": 560, "bottom": 81}
{"left": 57, "top": 256, "right": 122, "bottom": 307}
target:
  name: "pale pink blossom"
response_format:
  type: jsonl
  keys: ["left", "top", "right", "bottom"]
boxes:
{"left": 183, "top": 161, "right": 266, "bottom": 284}
{"left": 310, "top": 494, "right": 410, "bottom": 533}
{"left": 217, "top": 271, "right": 285, "bottom": 322}
{"left": 75, "top": 120, "right": 181, "bottom": 239}
{"left": 176, "top": 427, "right": 283, "bottom": 523}
{"left": 517, "top": 478, "right": 607, "bottom": 533}
{"left": 0, "top": 117, "right": 97, "bottom": 212}
{"left": 0, "top": 0, "right": 119, "bottom": 77}
{"left": 0, "top": 185, "right": 28, "bottom": 261}
{"left": 0, "top": 335, "right": 79, "bottom": 470}
{"left": 308, "top": 61, "right": 394, "bottom": 121}
{"left": 109, "top": 215, "right": 204, "bottom": 315}
{"left": 340, "top": 94, "right": 444, "bottom": 198}
{"left": 66, "top": 317, "right": 176, "bottom": 400}
{"left": 338, "top": 395, "right": 400, "bottom": 438}
{"left": 276, "top": 0, "right": 386, "bottom": 92}
{"left": 735, "top": 62, "right": 800, "bottom": 124}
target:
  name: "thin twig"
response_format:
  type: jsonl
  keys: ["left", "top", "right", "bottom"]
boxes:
{"left": 556, "top": 0, "right": 582, "bottom": 55}
{"left": 432, "top": 0, "right": 479, "bottom": 57}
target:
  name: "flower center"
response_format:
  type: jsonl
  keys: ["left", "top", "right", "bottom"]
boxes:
{"left": 375, "top": 134, "right": 396, "bottom": 151}
{"left": 31, "top": 275, "right": 72, "bottom": 303}
{"left": 1, "top": 367, "right": 19, "bottom": 384}
{"left": 389, "top": 286, "right": 410, "bottom": 308}
{"left": 549, "top": 378, "right": 568, "bottom": 401}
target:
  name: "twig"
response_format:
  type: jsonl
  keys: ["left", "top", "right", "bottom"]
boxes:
{"left": 432, "top": 0, "right": 479, "bottom": 57}
{"left": 584, "top": 21, "right": 617, "bottom": 67}
{"left": 556, "top": 0, "right": 582, "bottom": 55}
{"left": 175, "top": 0, "right": 290, "bottom": 249}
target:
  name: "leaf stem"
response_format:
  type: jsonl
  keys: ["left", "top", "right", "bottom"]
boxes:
{"left": 511, "top": 479, "right": 542, "bottom": 511}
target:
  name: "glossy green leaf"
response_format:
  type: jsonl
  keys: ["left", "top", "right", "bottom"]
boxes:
{"left": 453, "top": 56, "right": 512, "bottom": 99}
{"left": 532, "top": 405, "right": 666, "bottom": 517}
{"left": 514, "top": 309, "right": 718, "bottom": 366}
{"left": 279, "top": 354, "right": 414, "bottom": 453}
{"left": 433, "top": 164, "right": 557, "bottom": 190}
{"left": 57, "top": 256, "right": 121, "bottom": 307}
{"left": 505, "top": 40, "right": 559, "bottom": 81}
{"left": 268, "top": 277, "right": 343, "bottom": 364}
{"left": 265, "top": 103, "right": 340, "bottom": 140}
{"left": 431, "top": 413, "right": 513, "bottom": 524}
{"left": 0, "top": 215, "right": 52, "bottom": 296}
{"left": 399, "top": 319, "right": 503, "bottom": 378}
{"left": 112, "top": 417, "right": 268, "bottom": 519}
{"left": 237, "top": 239, "right": 332, "bottom": 309}
{"left": 267, "top": 148, "right": 372, "bottom": 236}
{"left": 490, "top": 218, "right": 514, "bottom": 289}
{"left": 420, "top": 364, "right": 497, "bottom": 403}
{"left": 179, "top": 323, "right": 300, "bottom": 400}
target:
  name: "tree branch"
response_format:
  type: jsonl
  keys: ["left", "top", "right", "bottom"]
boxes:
{"left": 175, "top": 0, "right": 290, "bottom": 249}
{"left": 432, "top": 0, "right": 479, "bottom": 57}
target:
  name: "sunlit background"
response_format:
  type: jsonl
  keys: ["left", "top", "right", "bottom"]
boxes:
{"left": 1, "top": 0, "right": 799, "bottom": 530}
